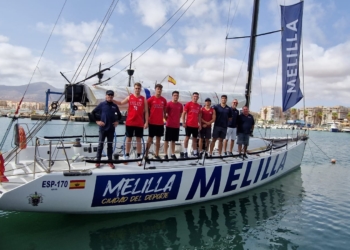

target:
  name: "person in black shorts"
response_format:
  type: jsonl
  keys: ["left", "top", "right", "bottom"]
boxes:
{"left": 164, "top": 91, "right": 183, "bottom": 160}
{"left": 237, "top": 106, "right": 255, "bottom": 159}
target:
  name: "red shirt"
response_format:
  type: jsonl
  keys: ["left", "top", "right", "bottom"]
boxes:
{"left": 126, "top": 94, "right": 145, "bottom": 127}
{"left": 201, "top": 107, "right": 214, "bottom": 126}
{"left": 147, "top": 96, "right": 167, "bottom": 125}
{"left": 184, "top": 102, "right": 201, "bottom": 128}
{"left": 166, "top": 101, "right": 183, "bottom": 128}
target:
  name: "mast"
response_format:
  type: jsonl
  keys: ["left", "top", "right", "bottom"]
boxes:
{"left": 245, "top": 0, "right": 260, "bottom": 108}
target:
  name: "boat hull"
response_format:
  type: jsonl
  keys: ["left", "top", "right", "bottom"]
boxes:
{"left": 0, "top": 141, "right": 306, "bottom": 213}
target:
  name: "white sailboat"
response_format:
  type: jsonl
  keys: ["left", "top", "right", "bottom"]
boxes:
{"left": 0, "top": 0, "right": 307, "bottom": 213}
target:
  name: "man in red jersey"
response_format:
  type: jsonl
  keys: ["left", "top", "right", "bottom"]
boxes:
{"left": 181, "top": 92, "right": 202, "bottom": 158}
{"left": 145, "top": 84, "right": 167, "bottom": 161}
{"left": 114, "top": 82, "right": 148, "bottom": 165}
{"left": 199, "top": 98, "right": 216, "bottom": 157}
{"left": 163, "top": 91, "right": 183, "bottom": 160}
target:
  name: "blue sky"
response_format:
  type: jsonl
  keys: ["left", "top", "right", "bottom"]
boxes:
{"left": 1, "top": 0, "right": 350, "bottom": 112}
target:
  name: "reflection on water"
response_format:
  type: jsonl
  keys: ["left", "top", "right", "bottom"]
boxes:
{"left": 0, "top": 168, "right": 303, "bottom": 249}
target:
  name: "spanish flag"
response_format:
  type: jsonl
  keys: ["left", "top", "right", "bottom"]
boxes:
{"left": 69, "top": 180, "right": 86, "bottom": 189}
{"left": 168, "top": 75, "right": 176, "bottom": 85}
{"left": 0, "top": 151, "right": 9, "bottom": 182}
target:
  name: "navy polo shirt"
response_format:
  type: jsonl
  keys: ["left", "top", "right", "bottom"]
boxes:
{"left": 228, "top": 108, "right": 239, "bottom": 128}
{"left": 237, "top": 113, "right": 255, "bottom": 134}
{"left": 213, "top": 104, "right": 232, "bottom": 128}
{"left": 92, "top": 101, "right": 121, "bottom": 131}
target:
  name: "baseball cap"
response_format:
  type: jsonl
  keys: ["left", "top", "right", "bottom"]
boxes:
{"left": 205, "top": 98, "right": 211, "bottom": 102}
{"left": 106, "top": 90, "right": 114, "bottom": 96}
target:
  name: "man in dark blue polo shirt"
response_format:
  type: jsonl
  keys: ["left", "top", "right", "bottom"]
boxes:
{"left": 92, "top": 90, "right": 122, "bottom": 169}
{"left": 237, "top": 106, "right": 255, "bottom": 159}
{"left": 223, "top": 99, "right": 239, "bottom": 155}
{"left": 208, "top": 95, "right": 232, "bottom": 157}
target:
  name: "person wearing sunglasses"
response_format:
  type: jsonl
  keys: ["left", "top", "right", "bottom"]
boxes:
{"left": 92, "top": 90, "right": 122, "bottom": 169}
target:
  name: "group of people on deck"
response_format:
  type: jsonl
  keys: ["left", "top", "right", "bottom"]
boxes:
{"left": 91, "top": 82, "right": 254, "bottom": 168}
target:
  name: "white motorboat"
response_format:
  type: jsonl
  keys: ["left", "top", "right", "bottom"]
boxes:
{"left": 329, "top": 123, "right": 339, "bottom": 132}
{"left": 60, "top": 114, "right": 69, "bottom": 120}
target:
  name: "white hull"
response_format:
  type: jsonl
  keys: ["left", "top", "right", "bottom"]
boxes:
{"left": 0, "top": 138, "right": 306, "bottom": 213}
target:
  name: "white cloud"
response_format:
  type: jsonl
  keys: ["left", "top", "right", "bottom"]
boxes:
{"left": 0, "top": 35, "right": 9, "bottom": 43}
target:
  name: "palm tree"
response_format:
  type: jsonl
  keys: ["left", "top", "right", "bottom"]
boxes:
{"left": 347, "top": 112, "right": 350, "bottom": 121}
{"left": 291, "top": 108, "right": 297, "bottom": 120}
{"left": 332, "top": 112, "right": 338, "bottom": 122}
{"left": 303, "top": 110, "right": 308, "bottom": 121}
{"left": 316, "top": 112, "right": 323, "bottom": 125}
{"left": 263, "top": 108, "right": 267, "bottom": 123}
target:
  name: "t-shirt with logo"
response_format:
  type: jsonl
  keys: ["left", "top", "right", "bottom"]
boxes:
{"left": 201, "top": 107, "right": 214, "bottom": 127}
{"left": 184, "top": 101, "right": 201, "bottom": 128}
{"left": 237, "top": 113, "right": 255, "bottom": 134}
{"left": 126, "top": 94, "right": 145, "bottom": 127}
{"left": 166, "top": 101, "right": 183, "bottom": 128}
{"left": 147, "top": 95, "right": 167, "bottom": 125}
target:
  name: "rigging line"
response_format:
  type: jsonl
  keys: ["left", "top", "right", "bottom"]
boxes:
{"left": 71, "top": 0, "right": 119, "bottom": 83}
{"left": 222, "top": 0, "right": 233, "bottom": 91}
{"left": 301, "top": 28, "right": 306, "bottom": 118}
{"left": 79, "top": 0, "right": 120, "bottom": 82}
{"left": 272, "top": 43, "right": 282, "bottom": 108}
{"left": 233, "top": 42, "right": 249, "bottom": 92}
{"left": 226, "top": 0, "right": 241, "bottom": 37}
{"left": 106, "top": 0, "right": 190, "bottom": 69}
{"left": 255, "top": 47, "right": 264, "bottom": 108}
{"left": 109, "top": 0, "right": 196, "bottom": 80}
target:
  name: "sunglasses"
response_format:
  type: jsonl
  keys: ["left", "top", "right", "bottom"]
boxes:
{"left": 233, "top": 102, "right": 238, "bottom": 104}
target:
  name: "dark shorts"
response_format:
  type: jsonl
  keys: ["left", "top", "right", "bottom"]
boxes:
{"left": 200, "top": 127, "right": 212, "bottom": 139}
{"left": 125, "top": 126, "right": 143, "bottom": 138}
{"left": 165, "top": 127, "right": 180, "bottom": 141}
{"left": 185, "top": 126, "right": 199, "bottom": 138}
{"left": 212, "top": 126, "right": 227, "bottom": 139}
{"left": 148, "top": 124, "right": 164, "bottom": 137}
{"left": 237, "top": 133, "right": 250, "bottom": 146}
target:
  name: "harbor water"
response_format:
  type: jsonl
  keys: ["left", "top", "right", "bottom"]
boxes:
{"left": 0, "top": 118, "right": 350, "bottom": 249}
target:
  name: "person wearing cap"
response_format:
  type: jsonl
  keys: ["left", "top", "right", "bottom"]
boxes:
{"left": 209, "top": 95, "right": 232, "bottom": 157}
{"left": 114, "top": 82, "right": 149, "bottom": 165}
{"left": 145, "top": 83, "right": 167, "bottom": 161}
{"left": 199, "top": 98, "right": 216, "bottom": 156}
{"left": 223, "top": 99, "right": 239, "bottom": 155}
{"left": 91, "top": 90, "right": 122, "bottom": 169}
{"left": 237, "top": 105, "right": 255, "bottom": 159}
{"left": 181, "top": 92, "right": 202, "bottom": 158}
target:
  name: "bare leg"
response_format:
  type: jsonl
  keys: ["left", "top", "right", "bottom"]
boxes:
{"left": 125, "top": 137, "right": 132, "bottom": 155}
{"left": 170, "top": 141, "right": 175, "bottom": 155}
{"left": 184, "top": 136, "right": 189, "bottom": 149}
{"left": 155, "top": 136, "right": 161, "bottom": 156}
{"left": 192, "top": 137, "right": 197, "bottom": 151}
{"left": 209, "top": 138, "right": 217, "bottom": 155}
{"left": 199, "top": 138, "right": 203, "bottom": 152}
{"left": 145, "top": 137, "right": 153, "bottom": 156}
{"left": 164, "top": 141, "right": 169, "bottom": 156}
{"left": 229, "top": 140, "right": 235, "bottom": 152}
{"left": 243, "top": 145, "right": 248, "bottom": 154}
{"left": 218, "top": 138, "right": 223, "bottom": 155}
{"left": 238, "top": 144, "right": 242, "bottom": 154}
{"left": 136, "top": 137, "right": 142, "bottom": 155}
{"left": 223, "top": 139, "right": 228, "bottom": 153}
{"left": 205, "top": 139, "right": 210, "bottom": 152}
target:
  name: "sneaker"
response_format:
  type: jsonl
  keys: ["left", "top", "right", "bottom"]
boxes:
{"left": 171, "top": 154, "right": 177, "bottom": 160}
{"left": 108, "top": 163, "right": 115, "bottom": 169}
{"left": 164, "top": 155, "right": 169, "bottom": 161}
{"left": 224, "top": 152, "right": 227, "bottom": 156}
{"left": 137, "top": 156, "right": 142, "bottom": 166}
{"left": 154, "top": 155, "right": 162, "bottom": 161}
{"left": 123, "top": 155, "right": 129, "bottom": 165}
{"left": 184, "top": 152, "right": 189, "bottom": 158}
{"left": 205, "top": 152, "right": 208, "bottom": 157}
{"left": 243, "top": 154, "right": 248, "bottom": 159}
{"left": 95, "top": 163, "right": 100, "bottom": 168}
{"left": 229, "top": 152, "right": 234, "bottom": 156}
{"left": 180, "top": 152, "right": 185, "bottom": 159}
{"left": 192, "top": 152, "right": 199, "bottom": 158}
{"left": 144, "top": 156, "right": 150, "bottom": 164}
{"left": 199, "top": 152, "right": 203, "bottom": 158}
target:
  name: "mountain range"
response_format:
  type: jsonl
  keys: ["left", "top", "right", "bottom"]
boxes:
{"left": 0, "top": 82, "right": 64, "bottom": 102}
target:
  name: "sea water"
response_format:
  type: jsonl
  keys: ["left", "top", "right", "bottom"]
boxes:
{"left": 0, "top": 118, "right": 350, "bottom": 249}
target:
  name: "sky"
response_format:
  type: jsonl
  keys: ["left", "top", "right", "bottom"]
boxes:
{"left": 0, "top": 0, "right": 350, "bottom": 112}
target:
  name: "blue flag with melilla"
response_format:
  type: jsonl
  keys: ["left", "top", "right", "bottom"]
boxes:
{"left": 281, "top": 1, "right": 304, "bottom": 112}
